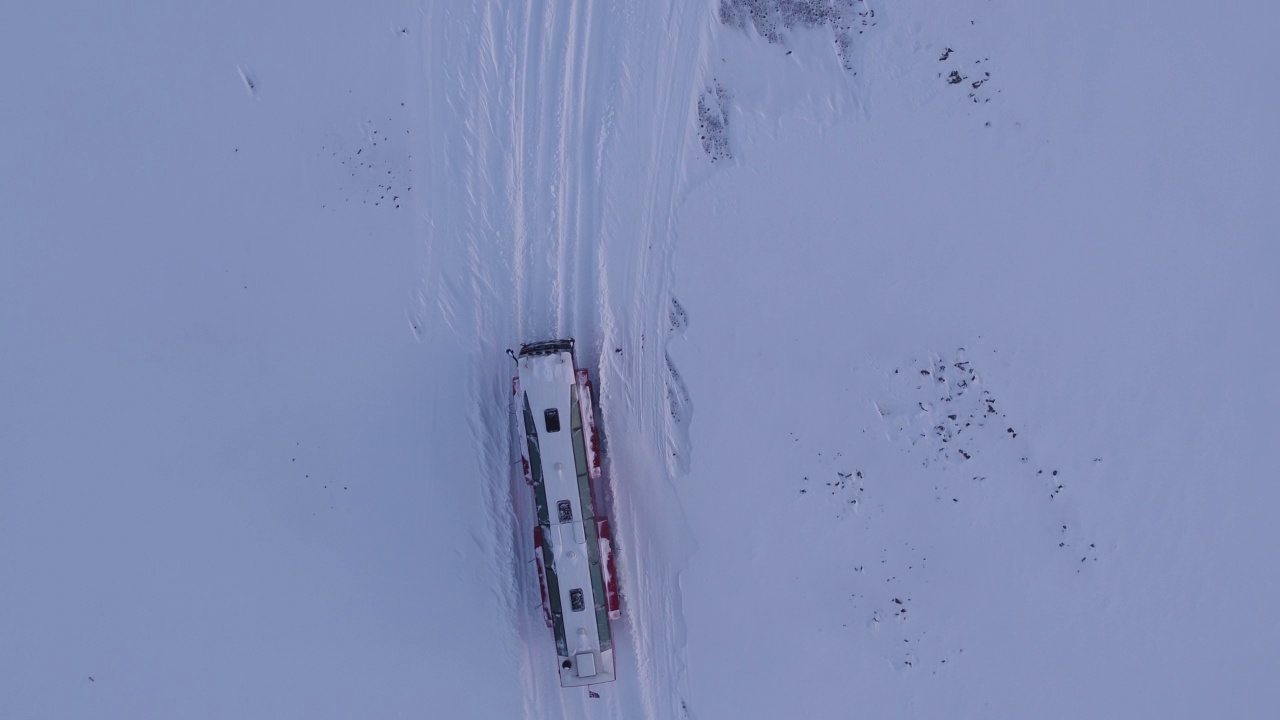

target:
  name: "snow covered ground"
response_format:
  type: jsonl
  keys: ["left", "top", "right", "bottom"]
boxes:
{"left": 2, "top": 0, "right": 1277, "bottom": 718}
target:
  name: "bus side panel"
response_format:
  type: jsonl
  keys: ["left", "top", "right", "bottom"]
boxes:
{"left": 575, "top": 369, "right": 602, "bottom": 481}
{"left": 533, "top": 526, "right": 553, "bottom": 628}
{"left": 597, "top": 518, "right": 621, "bottom": 619}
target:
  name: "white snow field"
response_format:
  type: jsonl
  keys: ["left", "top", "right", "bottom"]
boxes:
{"left": 2, "top": 0, "right": 1278, "bottom": 718}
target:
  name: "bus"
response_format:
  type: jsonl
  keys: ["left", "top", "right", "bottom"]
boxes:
{"left": 513, "top": 339, "right": 621, "bottom": 687}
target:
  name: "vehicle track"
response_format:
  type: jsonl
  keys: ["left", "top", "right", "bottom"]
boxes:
{"left": 415, "top": 1, "right": 710, "bottom": 717}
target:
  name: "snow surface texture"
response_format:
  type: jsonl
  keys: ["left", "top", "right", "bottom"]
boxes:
{"left": 2, "top": 0, "right": 1279, "bottom": 719}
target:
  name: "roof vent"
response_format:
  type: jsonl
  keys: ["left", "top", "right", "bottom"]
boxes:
{"left": 574, "top": 652, "right": 597, "bottom": 677}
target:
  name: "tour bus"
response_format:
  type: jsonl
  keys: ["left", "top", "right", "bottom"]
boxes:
{"left": 513, "top": 339, "right": 621, "bottom": 687}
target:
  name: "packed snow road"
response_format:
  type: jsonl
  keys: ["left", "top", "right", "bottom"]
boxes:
{"left": 413, "top": 1, "right": 709, "bottom": 717}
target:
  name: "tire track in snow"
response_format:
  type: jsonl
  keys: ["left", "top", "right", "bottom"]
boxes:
{"left": 511, "top": 0, "right": 602, "bottom": 344}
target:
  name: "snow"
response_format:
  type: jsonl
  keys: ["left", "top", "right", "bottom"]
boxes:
{"left": 2, "top": 0, "right": 1278, "bottom": 718}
